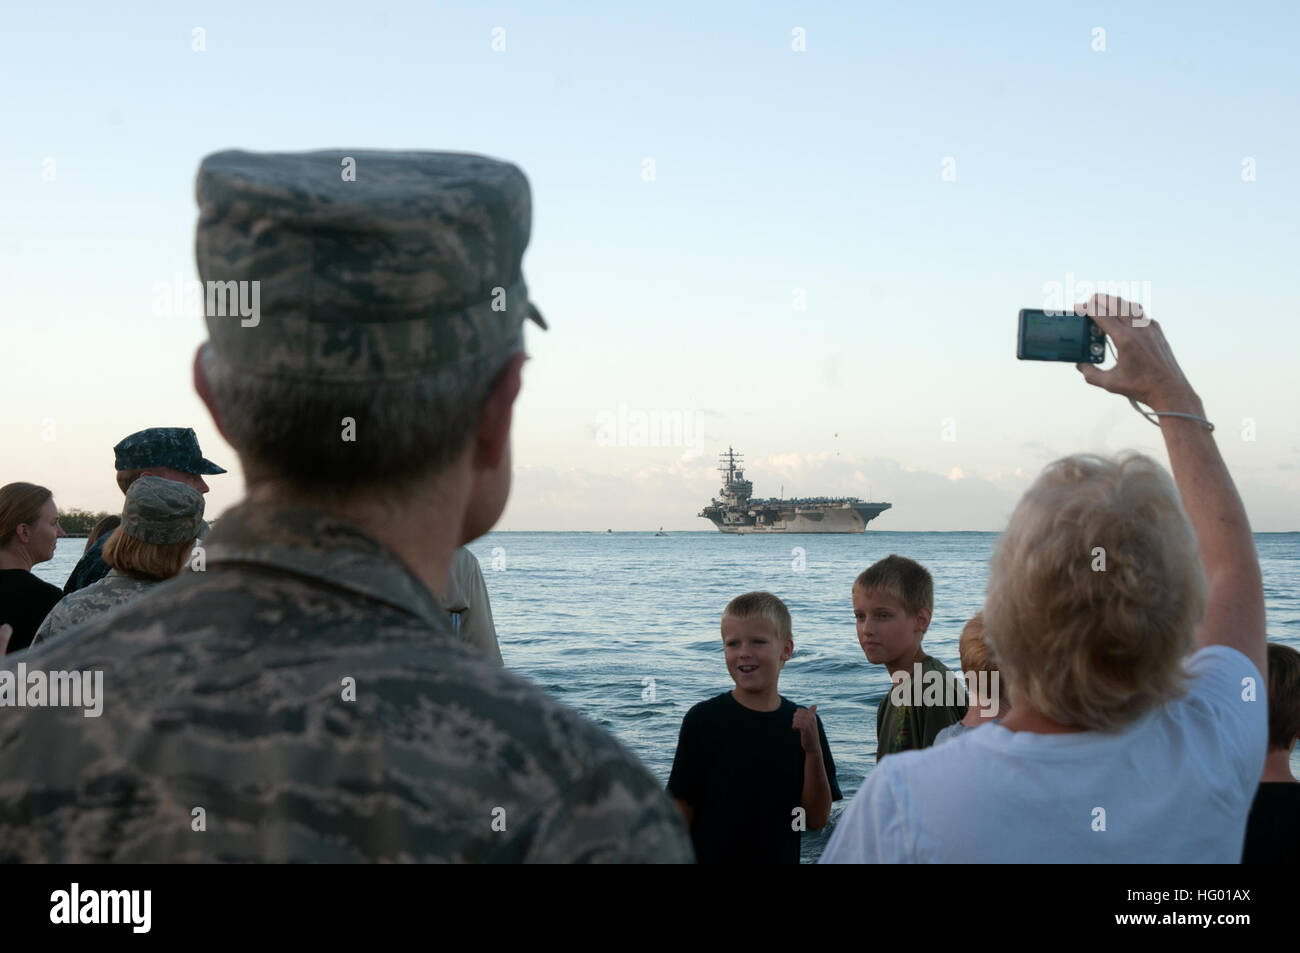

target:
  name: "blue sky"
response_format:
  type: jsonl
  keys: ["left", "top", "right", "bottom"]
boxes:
{"left": 2, "top": 1, "right": 1298, "bottom": 529}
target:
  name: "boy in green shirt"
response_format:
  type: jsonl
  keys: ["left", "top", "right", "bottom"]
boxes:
{"left": 852, "top": 555, "right": 966, "bottom": 759}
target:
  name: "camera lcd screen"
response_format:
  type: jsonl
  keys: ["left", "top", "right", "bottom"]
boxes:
{"left": 1024, "top": 312, "right": 1085, "bottom": 351}
{"left": 1019, "top": 310, "right": 1092, "bottom": 361}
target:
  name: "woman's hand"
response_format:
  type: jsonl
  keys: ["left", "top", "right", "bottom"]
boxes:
{"left": 1073, "top": 294, "right": 1200, "bottom": 410}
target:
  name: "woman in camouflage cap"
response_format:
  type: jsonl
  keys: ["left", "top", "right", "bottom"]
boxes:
{"left": 33, "top": 477, "right": 205, "bottom": 646}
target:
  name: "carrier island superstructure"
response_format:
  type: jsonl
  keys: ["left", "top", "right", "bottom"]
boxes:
{"left": 698, "top": 448, "right": 892, "bottom": 533}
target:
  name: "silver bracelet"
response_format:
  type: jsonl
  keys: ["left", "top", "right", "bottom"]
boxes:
{"left": 1128, "top": 397, "right": 1215, "bottom": 432}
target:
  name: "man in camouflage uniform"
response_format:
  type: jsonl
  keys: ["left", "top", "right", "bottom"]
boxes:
{"left": 0, "top": 149, "right": 693, "bottom": 863}
{"left": 33, "top": 477, "right": 205, "bottom": 645}
{"left": 62, "top": 427, "right": 225, "bottom": 594}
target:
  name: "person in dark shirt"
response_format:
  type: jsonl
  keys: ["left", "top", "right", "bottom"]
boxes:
{"left": 62, "top": 427, "right": 225, "bottom": 595}
{"left": 84, "top": 514, "right": 122, "bottom": 550}
{"left": 0, "top": 483, "right": 67, "bottom": 653}
{"left": 1242, "top": 641, "right": 1300, "bottom": 862}
{"left": 669, "top": 591, "right": 842, "bottom": 863}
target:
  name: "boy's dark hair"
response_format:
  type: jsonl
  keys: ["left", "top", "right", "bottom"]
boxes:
{"left": 1266, "top": 641, "right": 1300, "bottom": 751}
{"left": 722, "top": 591, "right": 792, "bottom": 644}
{"left": 854, "top": 554, "right": 934, "bottom": 617}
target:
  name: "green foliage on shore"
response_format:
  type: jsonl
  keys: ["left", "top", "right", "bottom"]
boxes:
{"left": 57, "top": 508, "right": 116, "bottom": 536}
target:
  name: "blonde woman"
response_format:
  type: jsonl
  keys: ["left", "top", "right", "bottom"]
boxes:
{"left": 823, "top": 294, "right": 1267, "bottom": 863}
{"left": 33, "top": 477, "right": 204, "bottom": 646}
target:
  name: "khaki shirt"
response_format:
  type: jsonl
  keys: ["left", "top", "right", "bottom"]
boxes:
{"left": 875, "top": 654, "right": 967, "bottom": 760}
{"left": 438, "top": 548, "right": 503, "bottom": 666}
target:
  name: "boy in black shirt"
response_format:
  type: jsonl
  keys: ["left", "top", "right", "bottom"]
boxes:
{"left": 1241, "top": 641, "right": 1300, "bottom": 862}
{"left": 668, "top": 591, "right": 842, "bottom": 863}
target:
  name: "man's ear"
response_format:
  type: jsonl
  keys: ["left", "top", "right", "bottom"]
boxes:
{"left": 474, "top": 352, "right": 526, "bottom": 471}
{"left": 193, "top": 345, "right": 231, "bottom": 444}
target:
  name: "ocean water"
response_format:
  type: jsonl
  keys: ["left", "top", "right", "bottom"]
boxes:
{"left": 34, "top": 530, "right": 1300, "bottom": 862}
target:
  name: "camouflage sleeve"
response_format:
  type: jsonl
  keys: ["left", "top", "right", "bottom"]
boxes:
{"left": 522, "top": 758, "right": 695, "bottom": 863}
{"left": 30, "top": 589, "right": 121, "bottom": 647}
{"left": 31, "top": 613, "right": 53, "bottom": 645}
{"left": 31, "top": 593, "right": 73, "bottom": 645}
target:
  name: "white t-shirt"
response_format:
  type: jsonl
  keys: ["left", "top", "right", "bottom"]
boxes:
{"left": 820, "top": 646, "right": 1267, "bottom": 863}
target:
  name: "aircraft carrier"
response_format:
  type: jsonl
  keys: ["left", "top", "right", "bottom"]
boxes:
{"left": 699, "top": 448, "right": 892, "bottom": 533}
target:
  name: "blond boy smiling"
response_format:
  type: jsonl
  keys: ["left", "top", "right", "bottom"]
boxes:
{"left": 668, "top": 592, "right": 842, "bottom": 863}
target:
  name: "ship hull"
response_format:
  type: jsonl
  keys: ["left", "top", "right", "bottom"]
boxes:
{"left": 701, "top": 502, "right": 890, "bottom": 534}
{"left": 699, "top": 448, "right": 892, "bottom": 533}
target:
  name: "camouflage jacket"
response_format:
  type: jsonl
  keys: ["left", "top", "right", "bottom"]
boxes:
{"left": 33, "top": 571, "right": 157, "bottom": 646}
{"left": 0, "top": 501, "right": 693, "bottom": 863}
{"left": 62, "top": 535, "right": 111, "bottom": 595}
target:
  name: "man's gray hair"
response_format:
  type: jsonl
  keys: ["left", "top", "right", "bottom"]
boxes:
{"left": 200, "top": 342, "right": 517, "bottom": 494}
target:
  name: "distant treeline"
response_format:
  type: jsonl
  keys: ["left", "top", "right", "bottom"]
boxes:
{"left": 58, "top": 508, "right": 116, "bottom": 536}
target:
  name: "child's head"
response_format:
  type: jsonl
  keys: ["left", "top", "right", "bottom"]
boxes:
{"left": 1266, "top": 641, "right": 1300, "bottom": 753}
{"left": 959, "top": 611, "right": 1003, "bottom": 706}
{"left": 852, "top": 555, "right": 933, "bottom": 668}
{"left": 721, "top": 591, "right": 793, "bottom": 694}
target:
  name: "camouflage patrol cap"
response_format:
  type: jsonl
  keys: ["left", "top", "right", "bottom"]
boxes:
{"left": 120, "top": 476, "right": 205, "bottom": 545}
{"left": 114, "top": 427, "right": 227, "bottom": 475}
{"left": 195, "top": 149, "right": 547, "bottom": 383}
